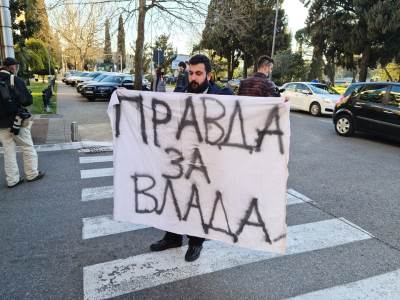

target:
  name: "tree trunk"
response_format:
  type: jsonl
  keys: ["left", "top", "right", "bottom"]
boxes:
{"left": 227, "top": 55, "right": 232, "bottom": 80}
{"left": 243, "top": 59, "right": 248, "bottom": 78}
{"left": 383, "top": 67, "right": 393, "bottom": 82}
{"left": 134, "top": 0, "right": 146, "bottom": 90}
{"left": 325, "top": 62, "right": 335, "bottom": 86}
{"left": 359, "top": 46, "right": 370, "bottom": 82}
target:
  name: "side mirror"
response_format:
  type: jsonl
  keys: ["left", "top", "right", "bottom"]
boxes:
{"left": 279, "top": 88, "right": 286, "bottom": 93}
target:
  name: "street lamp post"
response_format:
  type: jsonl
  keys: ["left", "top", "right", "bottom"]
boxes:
{"left": 270, "top": 0, "right": 279, "bottom": 60}
{"left": 0, "top": 0, "right": 15, "bottom": 60}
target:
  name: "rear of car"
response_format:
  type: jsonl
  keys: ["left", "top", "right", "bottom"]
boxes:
{"left": 333, "top": 82, "right": 400, "bottom": 141}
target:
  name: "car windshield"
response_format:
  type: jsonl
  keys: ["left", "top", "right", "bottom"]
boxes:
{"left": 101, "top": 76, "right": 122, "bottom": 83}
{"left": 89, "top": 72, "right": 102, "bottom": 78}
{"left": 95, "top": 74, "right": 110, "bottom": 82}
{"left": 309, "top": 84, "right": 337, "bottom": 95}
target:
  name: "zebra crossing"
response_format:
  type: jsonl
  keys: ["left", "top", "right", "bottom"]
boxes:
{"left": 78, "top": 153, "right": 399, "bottom": 300}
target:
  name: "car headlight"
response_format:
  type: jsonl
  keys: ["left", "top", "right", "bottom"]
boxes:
{"left": 323, "top": 98, "right": 335, "bottom": 104}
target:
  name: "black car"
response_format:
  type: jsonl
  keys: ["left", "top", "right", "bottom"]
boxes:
{"left": 76, "top": 72, "right": 114, "bottom": 94}
{"left": 333, "top": 82, "right": 400, "bottom": 141}
{"left": 82, "top": 74, "right": 134, "bottom": 101}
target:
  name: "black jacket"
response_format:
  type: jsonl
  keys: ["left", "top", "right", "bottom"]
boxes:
{"left": 0, "top": 70, "right": 33, "bottom": 128}
{"left": 174, "top": 71, "right": 189, "bottom": 92}
{"left": 184, "top": 82, "right": 233, "bottom": 96}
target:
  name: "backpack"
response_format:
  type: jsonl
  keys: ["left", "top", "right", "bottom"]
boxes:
{"left": 0, "top": 75, "right": 18, "bottom": 118}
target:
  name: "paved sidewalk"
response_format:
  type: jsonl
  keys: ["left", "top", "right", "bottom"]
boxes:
{"left": 29, "top": 82, "right": 112, "bottom": 145}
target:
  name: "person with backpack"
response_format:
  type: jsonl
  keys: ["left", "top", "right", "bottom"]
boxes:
{"left": 0, "top": 57, "right": 45, "bottom": 188}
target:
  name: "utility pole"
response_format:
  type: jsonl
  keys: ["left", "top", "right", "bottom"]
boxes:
{"left": 0, "top": 0, "right": 15, "bottom": 60}
{"left": 270, "top": 0, "right": 280, "bottom": 78}
{"left": 271, "top": 0, "right": 279, "bottom": 60}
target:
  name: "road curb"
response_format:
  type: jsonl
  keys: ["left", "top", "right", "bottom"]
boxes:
{"left": 0, "top": 141, "right": 113, "bottom": 154}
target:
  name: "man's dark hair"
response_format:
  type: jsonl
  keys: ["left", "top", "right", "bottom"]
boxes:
{"left": 178, "top": 61, "right": 186, "bottom": 69}
{"left": 189, "top": 54, "right": 211, "bottom": 74}
{"left": 257, "top": 55, "right": 274, "bottom": 70}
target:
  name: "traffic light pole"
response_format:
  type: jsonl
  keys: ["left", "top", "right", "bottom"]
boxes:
{"left": 0, "top": 0, "right": 15, "bottom": 61}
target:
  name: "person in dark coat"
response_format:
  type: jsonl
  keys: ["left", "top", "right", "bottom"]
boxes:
{"left": 0, "top": 57, "right": 45, "bottom": 188}
{"left": 150, "top": 54, "right": 232, "bottom": 262}
{"left": 173, "top": 61, "right": 189, "bottom": 92}
{"left": 238, "top": 55, "right": 280, "bottom": 97}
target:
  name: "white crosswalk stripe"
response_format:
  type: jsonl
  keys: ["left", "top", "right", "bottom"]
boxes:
{"left": 79, "top": 155, "right": 113, "bottom": 164}
{"left": 81, "top": 186, "right": 113, "bottom": 202}
{"left": 82, "top": 215, "right": 148, "bottom": 239}
{"left": 286, "top": 269, "right": 400, "bottom": 300}
{"left": 83, "top": 218, "right": 371, "bottom": 300}
{"left": 80, "top": 167, "right": 113, "bottom": 179}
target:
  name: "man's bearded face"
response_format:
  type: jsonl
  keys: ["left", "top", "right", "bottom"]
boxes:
{"left": 188, "top": 63, "right": 210, "bottom": 93}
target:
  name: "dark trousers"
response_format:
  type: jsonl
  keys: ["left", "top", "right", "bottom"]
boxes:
{"left": 164, "top": 231, "right": 205, "bottom": 246}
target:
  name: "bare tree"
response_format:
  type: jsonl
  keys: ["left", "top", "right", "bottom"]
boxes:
{"left": 49, "top": 0, "right": 110, "bottom": 70}
{"left": 48, "top": 0, "right": 207, "bottom": 88}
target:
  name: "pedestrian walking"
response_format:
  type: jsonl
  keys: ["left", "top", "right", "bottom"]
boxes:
{"left": 152, "top": 68, "right": 166, "bottom": 92}
{"left": 149, "top": 54, "right": 233, "bottom": 262}
{"left": 0, "top": 57, "right": 45, "bottom": 188}
{"left": 173, "top": 61, "right": 189, "bottom": 92}
{"left": 238, "top": 55, "right": 281, "bottom": 97}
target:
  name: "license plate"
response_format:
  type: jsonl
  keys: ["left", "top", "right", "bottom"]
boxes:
{"left": 85, "top": 91, "right": 94, "bottom": 94}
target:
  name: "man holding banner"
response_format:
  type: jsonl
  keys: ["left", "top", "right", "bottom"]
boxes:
{"left": 109, "top": 54, "right": 290, "bottom": 265}
{"left": 149, "top": 54, "right": 233, "bottom": 262}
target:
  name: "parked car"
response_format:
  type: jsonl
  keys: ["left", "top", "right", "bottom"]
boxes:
{"left": 75, "top": 72, "right": 104, "bottom": 85}
{"left": 281, "top": 82, "right": 341, "bottom": 116}
{"left": 65, "top": 71, "right": 90, "bottom": 86}
{"left": 76, "top": 72, "right": 115, "bottom": 94}
{"left": 333, "top": 82, "right": 400, "bottom": 141}
{"left": 82, "top": 74, "right": 134, "bottom": 101}
{"left": 63, "top": 71, "right": 82, "bottom": 84}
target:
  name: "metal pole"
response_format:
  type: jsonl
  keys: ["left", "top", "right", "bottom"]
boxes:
{"left": 271, "top": 0, "right": 279, "bottom": 59}
{"left": 71, "top": 122, "right": 79, "bottom": 142}
{"left": 48, "top": 44, "right": 51, "bottom": 76}
{"left": 0, "top": 0, "right": 15, "bottom": 59}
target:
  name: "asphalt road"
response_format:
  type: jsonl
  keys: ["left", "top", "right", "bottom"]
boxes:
{"left": 1, "top": 105, "right": 399, "bottom": 299}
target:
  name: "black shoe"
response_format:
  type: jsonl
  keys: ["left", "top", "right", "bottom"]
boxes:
{"left": 7, "top": 177, "right": 24, "bottom": 188}
{"left": 185, "top": 245, "right": 203, "bottom": 262}
{"left": 27, "top": 171, "right": 45, "bottom": 182}
{"left": 150, "top": 239, "right": 182, "bottom": 252}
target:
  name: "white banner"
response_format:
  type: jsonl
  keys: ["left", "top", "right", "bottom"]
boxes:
{"left": 108, "top": 89, "right": 290, "bottom": 253}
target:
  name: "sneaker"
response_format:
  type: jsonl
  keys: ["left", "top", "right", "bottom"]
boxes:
{"left": 7, "top": 177, "right": 24, "bottom": 188}
{"left": 27, "top": 171, "right": 45, "bottom": 182}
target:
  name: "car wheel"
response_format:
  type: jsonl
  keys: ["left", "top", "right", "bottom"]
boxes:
{"left": 335, "top": 115, "right": 354, "bottom": 136}
{"left": 309, "top": 102, "right": 321, "bottom": 116}
{"left": 87, "top": 97, "right": 95, "bottom": 102}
